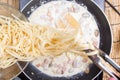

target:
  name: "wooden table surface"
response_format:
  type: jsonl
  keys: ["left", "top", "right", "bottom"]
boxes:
{"left": 103, "top": 0, "right": 120, "bottom": 80}
{"left": 0, "top": 0, "right": 119, "bottom": 80}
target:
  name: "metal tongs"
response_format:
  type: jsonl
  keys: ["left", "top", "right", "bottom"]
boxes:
{"left": 84, "top": 47, "right": 120, "bottom": 80}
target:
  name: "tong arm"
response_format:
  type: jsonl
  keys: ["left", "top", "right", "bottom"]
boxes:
{"left": 89, "top": 55, "right": 120, "bottom": 80}
{"left": 96, "top": 48, "right": 120, "bottom": 72}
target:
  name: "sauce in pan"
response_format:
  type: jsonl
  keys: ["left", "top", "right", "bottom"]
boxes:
{"left": 29, "top": 1, "right": 100, "bottom": 77}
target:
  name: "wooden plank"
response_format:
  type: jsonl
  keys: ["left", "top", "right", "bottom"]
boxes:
{"left": 111, "top": 24, "right": 120, "bottom": 42}
{"left": 105, "top": 7, "right": 120, "bottom": 24}
{"left": 0, "top": 0, "right": 19, "bottom": 9}
{"left": 105, "top": 0, "right": 120, "bottom": 7}
{"left": 110, "top": 42, "right": 120, "bottom": 59}
{"left": 103, "top": 0, "right": 120, "bottom": 79}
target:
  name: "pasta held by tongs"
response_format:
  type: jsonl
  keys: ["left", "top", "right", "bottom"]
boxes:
{"left": 0, "top": 15, "right": 94, "bottom": 69}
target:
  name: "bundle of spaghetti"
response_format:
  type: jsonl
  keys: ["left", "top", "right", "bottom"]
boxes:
{"left": 0, "top": 15, "right": 96, "bottom": 69}
{"left": 0, "top": 15, "right": 75, "bottom": 68}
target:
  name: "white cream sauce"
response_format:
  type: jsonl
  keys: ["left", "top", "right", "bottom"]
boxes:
{"left": 29, "top": 0, "right": 100, "bottom": 77}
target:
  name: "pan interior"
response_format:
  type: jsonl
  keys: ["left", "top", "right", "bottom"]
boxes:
{"left": 28, "top": 0, "right": 100, "bottom": 77}
{"left": 21, "top": 0, "right": 112, "bottom": 80}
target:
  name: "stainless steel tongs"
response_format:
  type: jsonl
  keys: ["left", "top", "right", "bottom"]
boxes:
{"left": 84, "top": 47, "right": 120, "bottom": 80}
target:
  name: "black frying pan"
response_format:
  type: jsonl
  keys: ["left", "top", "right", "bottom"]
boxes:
{"left": 21, "top": 0, "right": 112, "bottom": 80}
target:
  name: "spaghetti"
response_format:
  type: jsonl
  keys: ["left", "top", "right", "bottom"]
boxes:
{"left": 0, "top": 15, "right": 96, "bottom": 69}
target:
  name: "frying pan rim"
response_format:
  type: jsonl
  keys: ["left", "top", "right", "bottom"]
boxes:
{"left": 90, "top": 0, "right": 113, "bottom": 79}
{"left": 20, "top": 0, "right": 113, "bottom": 80}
